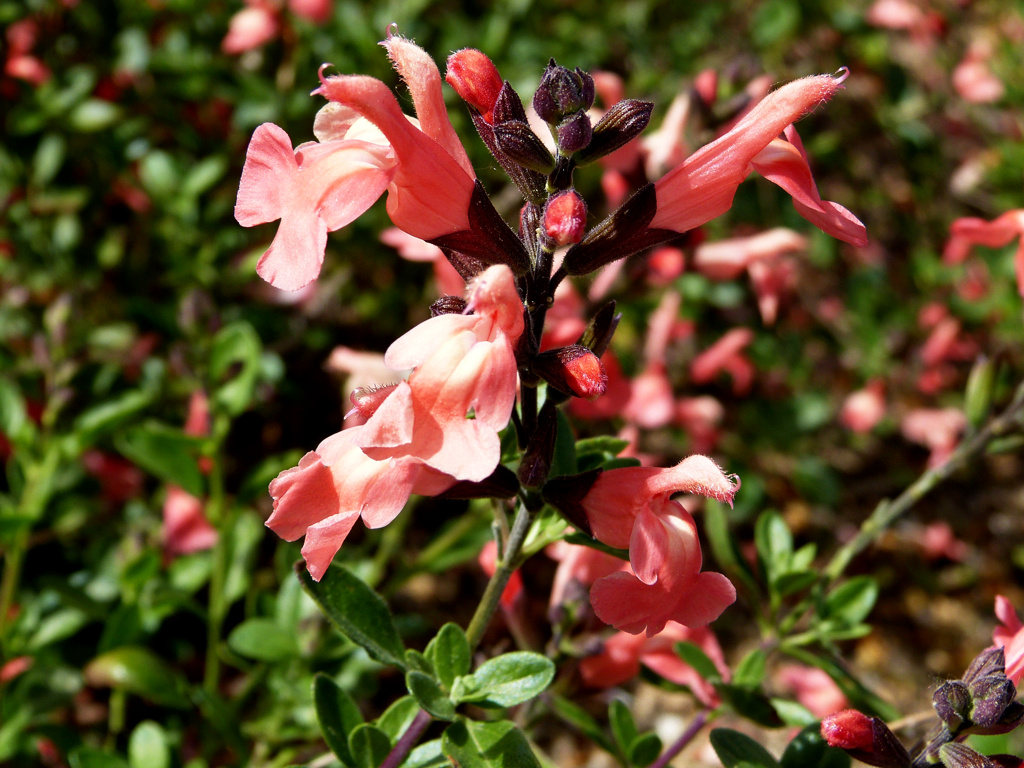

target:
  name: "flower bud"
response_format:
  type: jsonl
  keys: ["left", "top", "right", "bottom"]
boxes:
{"left": 939, "top": 743, "right": 996, "bottom": 768}
{"left": 543, "top": 190, "right": 587, "bottom": 247}
{"left": 446, "top": 48, "right": 504, "bottom": 123}
{"left": 576, "top": 99, "right": 654, "bottom": 165}
{"left": 964, "top": 355, "right": 995, "bottom": 429}
{"left": 492, "top": 120, "right": 556, "bottom": 173}
{"left": 533, "top": 345, "right": 607, "bottom": 399}
{"left": 533, "top": 60, "right": 595, "bottom": 123}
{"left": 933, "top": 680, "right": 972, "bottom": 730}
{"left": 968, "top": 674, "right": 1017, "bottom": 727}
{"left": 556, "top": 111, "right": 593, "bottom": 153}
{"left": 578, "top": 301, "right": 620, "bottom": 357}
{"left": 963, "top": 647, "right": 1006, "bottom": 684}
{"left": 821, "top": 710, "right": 874, "bottom": 751}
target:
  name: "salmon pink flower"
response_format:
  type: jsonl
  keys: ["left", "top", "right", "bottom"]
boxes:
{"left": 222, "top": 2, "right": 279, "bottom": 55}
{"left": 650, "top": 74, "right": 866, "bottom": 246}
{"left": 901, "top": 407, "right": 966, "bottom": 468}
{"left": 775, "top": 663, "right": 849, "bottom": 717}
{"left": 266, "top": 265, "right": 524, "bottom": 579}
{"left": 580, "top": 456, "right": 739, "bottom": 636}
{"left": 840, "top": 380, "right": 886, "bottom": 433}
{"left": 690, "top": 328, "right": 755, "bottom": 395}
{"left": 579, "top": 621, "right": 728, "bottom": 706}
{"left": 993, "top": 596, "right": 1024, "bottom": 686}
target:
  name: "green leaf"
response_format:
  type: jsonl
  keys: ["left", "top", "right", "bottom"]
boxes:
{"left": 450, "top": 651, "right": 555, "bottom": 708}
{"left": 83, "top": 647, "right": 190, "bottom": 709}
{"left": 313, "top": 673, "right": 363, "bottom": 767}
{"left": 755, "top": 511, "right": 792, "bottom": 580}
{"left": 732, "top": 649, "right": 768, "bottom": 688}
{"left": 704, "top": 502, "right": 760, "bottom": 600}
{"left": 72, "top": 389, "right": 155, "bottom": 452}
{"left": 296, "top": 562, "right": 406, "bottom": 669}
{"left": 376, "top": 696, "right": 420, "bottom": 743}
{"left": 441, "top": 719, "right": 542, "bottom": 768}
{"left": 181, "top": 155, "right": 227, "bottom": 199}
{"left": 425, "top": 622, "right": 471, "bottom": 690}
{"left": 208, "top": 321, "right": 262, "bottom": 416}
{"left": 69, "top": 747, "right": 130, "bottom": 768}
{"left": 404, "top": 738, "right": 447, "bottom": 768}
{"left": 821, "top": 577, "right": 878, "bottom": 627}
{"left": 673, "top": 641, "right": 723, "bottom": 683}
{"left": 128, "top": 721, "right": 170, "bottom": 768}
{"left": 406, "top": 670, "right": 456, "bottom": 720}
{"left": 227, "top": 618, "right": 299, "bottom": 662}
{"left": 348, "top": 724, "right": 392, "bottom": 768}
{"left": 0, "top": 377, "right": 32, "bottom": 449}
{"left": 710, "top": 728, "right": 780, "bottom": 768}
{"left": 114, "top": 421, "right": 205, "bottom": 497}
{"left": 716, "top": 684, "right": 783, "bottom": 727}
{"left": 405, "top": 648, "right": 434, "bottom": 674}
{"left": 780, "top": 724, "right": 850, "bottom": 768}
{"left": 549, "top": 695, "right": 617, "bottom": 755}
{"left": 769, "top": 698, "right": 817, "bottom": 727}
{"left": 609, "top": 699, "right": 639, "bottom": 755}
{"left": 774, "top": 571, "right": 818, "bottom": 597}
{"left": 223, "top": 511, "right": 265, "bottom": 607}
{"left": 629, "top": 732, "right": 663, "bottom": 768}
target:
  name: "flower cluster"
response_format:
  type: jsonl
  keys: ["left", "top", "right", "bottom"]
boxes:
{"left": 237, "top": 34, "right": 866, "bottom": 634}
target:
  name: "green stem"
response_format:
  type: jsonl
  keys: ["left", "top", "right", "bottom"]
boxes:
{"left": 465, "top": 498, "right": 534, "bottom": 652}
{"left": 824, "top": 378, "right": 1024, "bottom": 583}
{"left": 0, "top": 530, "right": 29, "bottom": 653}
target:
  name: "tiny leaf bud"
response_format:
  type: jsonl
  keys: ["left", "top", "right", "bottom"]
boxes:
{"left": 556, "top": 111, "right": 593, "bottom": 154}
{"left": 446, "top": 49, "right": 504, "bottom": 123}
{"left": 933, "top": 680, "right": 972, "bottom": 730}
{"left": 939, "top": 743, "right": 996, "bottom": 768}
{"left": 543, "top": 190, "right": 587, "bottom": 247}
{"left": 533, "top": 60, "right": 596, "bottom": 123}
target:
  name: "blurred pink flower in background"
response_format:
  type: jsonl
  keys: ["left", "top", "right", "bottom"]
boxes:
{"left": 775, "top": 663, "right": 848, "bottom": 718}
{"left": 900, "top": 407, "right": 966, "bottom": 468}
{"left": 839, "top": 380, "right": 886, "bottom": 433}
{"left": 690, "top": 328, "right": 755, "bottom": 395}
{"left": 579, "top": 621, "right": 729, "bottom": 706}
{"left": 676, "top": 396, "right": 725, "bottom": 453}
{"left": 693, "top": 228, "right": 807, "bottom": 281}
{"left": 478, "top": 540, "right": 523, "bottom": 609}
{"left": 944, "top": 210, "right": 1024, "bottom": 298}
{"left": 4, "top": 18, "right": 51, "bottom": 85}
{"left": 222, "top": 2, "right": 279, "bottom": 55}
{"left": 81, "top": 451, "right": 144, "bottom": 505}
{"left": 162, "top": 392, "right": 217, "bottom": 557}
{"left": 916, "top": 521, "right": 968, "bottom": 562}
{"left": 380, "top": 227, "right": 465, "bottom": 297}
{"left": 952, "top": 40, "right": 1005, "bottom": 104}
{"left": 993, "top": 595, "right": 1024, "bottom": 685}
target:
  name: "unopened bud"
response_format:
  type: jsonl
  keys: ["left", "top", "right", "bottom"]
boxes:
{"left": 939, "top": 743, "right": 996, "bottom": 768}
{"left": 969, "top": 674, "right": 1017, "bottom": 727}
{"left": 577, "top": 99, "right": 654, "bottom": 165}
{"left": 492, "top": 120, "right": 556, "bottom": 173}
{"left": 963, "top": 647, "right": 1006, "bottom": 684}
{"left": 543, "top": 190, "right": 587, "bottom": 247}
{"left": 821, "top": 710, "right": 874, "bottom": 751}
{"left": 933, "top": 680, "right": 972, "bottom": 730}
{"left": 534, "top": 345, "right": 607, "bottom": 399}
{"left": 556, "top": 111, "right": 593, "bottom": 153}
{"left": 533, "top": 60, "right": 595, "bottom": 123}
{"left": 446, "top": 49, "right": 504, "bottom": 123}
{"left": 964, "top": 355, "right": 995, "bottom": 429}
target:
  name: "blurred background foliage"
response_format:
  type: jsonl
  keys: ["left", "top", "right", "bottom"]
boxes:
{"left": 1, "top": 0, "right": 1023, "bottom": 766}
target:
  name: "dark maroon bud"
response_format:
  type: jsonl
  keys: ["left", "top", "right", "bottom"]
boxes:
{"left": 933, "top": 680, "right": 972, "bottom": 730}
{"left": 578, "top": 301, "right": 620, "bottom": 358}
{"left": 430, "top": 295, "right": 468, "bottom": 316}
{"left": 963, "top": 647, "right": 1006, "bottom": 684}
{"left": 969, "top": 675, "right": 1017, "bottom": 727}
{"left": 493, "top": 120, "right": 556, "bottom": 173}
{"left": 577, "top": 99, "right": 654, "bottom": 165}
{"left": 556, "top": 111, "right": 592, "bottom": 153}
{"left": 533, "top": 59, "right": 595, "bottom": 123}
{"left": 492, "top": 81, "right": 529, "bottom": 125}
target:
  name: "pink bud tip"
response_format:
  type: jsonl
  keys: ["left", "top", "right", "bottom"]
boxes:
{"left": 385, "top": 22, "right": 399, "bottom": 39}
{"left": 446, "top": 48, "right": 504, "bottom": 123}
{"left": 544, "top": 190, "right": 588, "bottom": 246}
{"left": 561, "top": 347, "right": 607, "bottom": 399}
{"left": 821, "top": 709, "right": 874, "bottom": 750}
{"left": 834, "top": 66, "right": 850, "bottom": 84}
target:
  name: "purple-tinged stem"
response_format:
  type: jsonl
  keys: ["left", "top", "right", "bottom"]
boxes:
{"left": 650, "top": 710, "right": 711, "bottom": 768}
{"left": 380, "top": 709, "right": 432, "bottom": 768}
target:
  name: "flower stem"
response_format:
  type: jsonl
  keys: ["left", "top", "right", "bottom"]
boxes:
{"left": 203, "top": 447, "right": 228, "bottom": 696}
{"left": 465, "top": 498, "right": 534, "bottom": 652}
{"left": 380, "top": 709, "right": 432, "bottom": 768}
{"left": 649, "top": 710, "right": 712, "bottom": 768}
{"left": 824, "top": 377, "right": 1024, "bottom": 583}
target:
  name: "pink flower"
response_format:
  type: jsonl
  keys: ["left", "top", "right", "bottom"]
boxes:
{"left": 288, "top": 0, "right": 332, "bottom": 24}
{"left": 222, "top": 3, "right": 279, "bottom": 55}
{"left": 993, "top": 596, "right": 1024, "bottom": 685}
{"left": 479, "top": 540, "right": 523, "bottom": 609}
{"left": 952, "top": 41, "right": 1004, "bottom": 104}
{"left": 693, "top": 228, "right": 807, "bottom": 281}
{"left": 651, "top": 73, "right": 867, "bottom": 248}
{"left": 676, "top": 396, "right": 725, "bottom": 454}
{"left": 237, "top": 35, "right": 479, "bottom": 291}
{"left": 839, "top": 380, "right": 886, "bottom": 433}
{"left": 162, "top": 486, "right": 218, "bottom": 557}
{"left": 547, "top": 541, "right": 626, "bottom": 611}
{"left": 581, "top": 456, "right": 739, "bottom": 636}
{"left": 690, "top": 328, "right": 755, "bottom": 395}
{"left": 266, "top": 265, "right": 524, "bottom": 579}
{"left": 944, "top": 210, "right": 1024, "bottom": 298}
{"left": 900, "top": 407, "right": 966, "bottom": 468}
{"left": 579, "top": 621, "right": 729, "bottom": 706}
{"left": 775, "top": 663, "right": 848, "bottom": 718}
{"left": 4, "top": 18, "right": 51, "bottom": 85}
